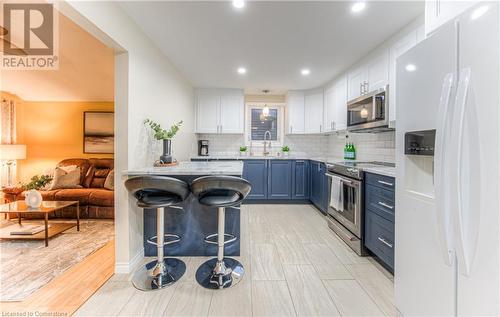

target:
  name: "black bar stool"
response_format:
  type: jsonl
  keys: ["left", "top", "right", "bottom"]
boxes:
{"left": 125, "top": 176, "right": 189, "bottom": 291}
{"left": 191, "top": 175, "right": 251, "bottom": 289}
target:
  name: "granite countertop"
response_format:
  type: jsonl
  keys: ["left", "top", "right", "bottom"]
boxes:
{"left": 124, "top": 161, "right": 244, "bottom": 176}
{"left": 189, "top": 155, "right": 396, "bottom": 177}
{"left": 359, "top": 166, "right": 396, "bottom": 178}
{"left": 191, "top": 155, "right": 311, "bottom": 160}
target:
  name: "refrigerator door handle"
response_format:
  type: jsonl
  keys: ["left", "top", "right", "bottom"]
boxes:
{"left": 455, "top": 67, "right": 480, "bottom": 277}
{"left": 434, "top": 72, "right": 455, "bottom": 266}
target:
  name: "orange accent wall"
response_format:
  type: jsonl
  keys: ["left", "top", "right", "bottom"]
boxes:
{"left": 16, "top": 101, "right": 114, "bottom": 183}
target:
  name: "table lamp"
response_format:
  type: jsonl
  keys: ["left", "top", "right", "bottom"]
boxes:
{"left": 0, "top": 144, "right": 26, "bottom": 187}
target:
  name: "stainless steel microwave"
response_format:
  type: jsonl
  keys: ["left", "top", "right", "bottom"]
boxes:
{"left": 347, "top": 85, "right": 393, "bottom": 132}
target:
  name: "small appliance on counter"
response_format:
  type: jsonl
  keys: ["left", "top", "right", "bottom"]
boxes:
{"left": 198, "top": 140, "right": 209, "bottom": 156}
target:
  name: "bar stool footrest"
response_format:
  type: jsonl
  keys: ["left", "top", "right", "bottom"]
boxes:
{"left": 204, "top": 233, "right": 237, "bottom": 245}
{"left": 147, "top": 234, "right": 181, "bottom": 246}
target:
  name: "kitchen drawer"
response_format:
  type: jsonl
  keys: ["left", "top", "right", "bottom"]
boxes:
{"left": 365, "top": 172, "right": 395, "bottom": 191}
{"left": 365, "top": 209, "right": 394, "bottom": 270}
{"left": 366, "top": 184, "right": 395, "bottom": 222}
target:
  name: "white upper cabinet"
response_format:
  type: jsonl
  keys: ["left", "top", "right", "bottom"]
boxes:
{"left": 425, "top": 0, "right": 476, "bottom": 36}
{"left": 324, "top": 85, "right": 335, "bottom": 133}
{"left": 304, "top": 89, "right": 324, "bottom": 134}
{"left": 196, "top": 92, "right": 220, "bottom": 133}
{"left": 286, "top": 91, "right": 305, "bottom": 134}
{"left": 195, "top": 89, "right": 244, "bottom": 134}
{"left": 347, "top": 66, "right": 367, "bottom": 101}
{"left": 220, "top": 94, "right": 244, "bottom": 133}
{"left": 347, "top": 49, "right": 390, "bottom": 101}
{"left": 333, "top": 77, "right": 348, "bottom": 131}
{"left": 366, "top": 50, "right": 389, "bottom": 92}
{"left": 324, "top": 76, "right": 347, "bottom": 132}
{"left": 389, "top": 30, "right": 419, "bottom": 124}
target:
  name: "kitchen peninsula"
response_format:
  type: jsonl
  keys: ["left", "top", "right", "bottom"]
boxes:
{"left": 124, "top": 161, "right": 244, "bottom": 257}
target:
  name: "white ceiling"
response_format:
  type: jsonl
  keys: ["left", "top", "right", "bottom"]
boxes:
{"left": 1, "top": 12, "right": 114, "bottom": 102}
{"left": 119, "top": 1, "right": 424, "bottom": 92}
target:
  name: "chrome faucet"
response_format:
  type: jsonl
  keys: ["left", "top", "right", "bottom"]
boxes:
{"left": 263, "top": 130, "right": 271, "bottom": 156}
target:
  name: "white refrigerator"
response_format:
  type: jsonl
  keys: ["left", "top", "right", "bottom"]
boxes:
{"left": 395, "top": 2, "right": 499, "bottom": 316}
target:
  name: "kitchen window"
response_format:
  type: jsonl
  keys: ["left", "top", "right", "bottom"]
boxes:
{"left": 245, "top": 103, "right": 284, "bottom": 146}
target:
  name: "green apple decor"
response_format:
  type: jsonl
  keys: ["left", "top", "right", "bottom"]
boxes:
{"left": 144, "top": 119, "right": 183, "bottom": 164}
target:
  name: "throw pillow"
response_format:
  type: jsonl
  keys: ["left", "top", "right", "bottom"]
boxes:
{"left": 83, "top": 165, "right": 95, "bottom": 188}
{"left": 50, "top": 165, "right": 81, "bottom": 190}
{"left": 104, "top": 169, "right": 114, "bottom": 190}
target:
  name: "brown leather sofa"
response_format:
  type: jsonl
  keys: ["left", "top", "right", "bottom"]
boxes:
{"left": 16, "top": 158, "right": 114, "bottom": 219}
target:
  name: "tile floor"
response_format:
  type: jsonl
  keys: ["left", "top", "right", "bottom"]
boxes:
{"left": 75, "top": 204, "right": 396, "bottom": 317}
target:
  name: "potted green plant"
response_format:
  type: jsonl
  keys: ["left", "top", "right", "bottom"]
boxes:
{"left": 281, "top": 145, "right": 290, "bottom": 157}
{"left": 239, "top": 146, "right": 248, "bottom": 156}
{"left": 22, "top": 175, "right": 53, "bottom": 190}
{"left": 144, "top": 119, "right": 183, "bottom": 163}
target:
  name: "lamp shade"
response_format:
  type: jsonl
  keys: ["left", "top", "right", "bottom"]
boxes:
{"left": 0, "top": 144, "right": 26, "bottom": 160}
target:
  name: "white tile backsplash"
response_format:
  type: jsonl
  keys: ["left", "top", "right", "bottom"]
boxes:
{"left": 195, "top": 131, "right": 395, "bottom": 163}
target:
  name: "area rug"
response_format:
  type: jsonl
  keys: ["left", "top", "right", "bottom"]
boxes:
{"left": 0, "top": 219, "right": 114, "bottom": 301}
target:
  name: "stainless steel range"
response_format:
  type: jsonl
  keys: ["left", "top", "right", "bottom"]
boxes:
{"left": 325, "top": 161, "right": 394, "bottom": 255}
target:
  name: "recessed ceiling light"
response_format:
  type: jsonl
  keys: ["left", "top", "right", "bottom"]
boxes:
{"left": 405, "top": 64, "right": 417, "bottom": 72}
{"left": 237, "top": 67, "right": 247, "bottom": 74}
{"left": 351, "top": 2, "right": 366, "bottom": 13}
{"left": 301, "top": 68, "right": 311, "bottom": 76}
{"left": 471, "top": 5, "right": 489, "bottom": 20}
{"left": 232, "top": 0, "right": 245, "bottom": 9}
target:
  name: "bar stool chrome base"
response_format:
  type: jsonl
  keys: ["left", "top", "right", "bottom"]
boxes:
{"left": 132, "top": 258, "right": 186, "bottom": 291}
{"left": 195, "top": 257, "right": 244, "bottom": 290}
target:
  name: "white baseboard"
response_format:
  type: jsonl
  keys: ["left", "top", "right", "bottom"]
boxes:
{"left": 114, "top": 249, "right": 144, "bottom": 274}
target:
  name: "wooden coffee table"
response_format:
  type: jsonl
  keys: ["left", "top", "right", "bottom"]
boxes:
{"left": 0, "top": 200, "right": 80, "bottom": 247}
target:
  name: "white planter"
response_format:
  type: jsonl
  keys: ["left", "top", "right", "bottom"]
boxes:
{"left": 25, "top": 189, "right": 43, "bottom": 208}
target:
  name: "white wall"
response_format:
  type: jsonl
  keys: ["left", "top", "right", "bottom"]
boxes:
{"left": 62, "top": 1, "right": 195, "bottom": 273}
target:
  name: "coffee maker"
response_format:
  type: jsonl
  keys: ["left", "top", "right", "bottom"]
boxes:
{"left": 198, "top": 140, "right": 209, "bottom": 156}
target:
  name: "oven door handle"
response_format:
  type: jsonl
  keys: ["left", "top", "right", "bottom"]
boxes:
{"left": 325, "top": 173, "right": 357, "bottom": 186}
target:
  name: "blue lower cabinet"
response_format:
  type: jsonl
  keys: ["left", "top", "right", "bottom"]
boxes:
{"left": 320, "top": 163, "right": 329, "bottom": 212}
{"left": 310, "top": 160, "right": 327, "bottom": 214}
{"left": 364, "top": 209, "right": 394, "bottom": 270}
{"left": 268, "top": 160, "right": 292, "bottom": 199}
{"left": 364, "top": 172, "right": 395, "bottom": 271}
{"left": 292, "top": 160, "right": 309, "bottom": 200}
{"left": 243, "top": 160, "right": 268, "bottom": 200}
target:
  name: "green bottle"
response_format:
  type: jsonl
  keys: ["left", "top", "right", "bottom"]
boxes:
{"left": 351, "top": 143, "right": 356, "bottom": 160}
{"left": 344, "top": 143, "right": 348, "bottom": 160}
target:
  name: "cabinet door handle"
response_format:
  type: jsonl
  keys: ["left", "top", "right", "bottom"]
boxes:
{"left": 377, "top": 180, "right": 394, "bottom": 187}
{"left": 378, "top": 237, "right": 393, "bottom": 248}
{"left": 378, "top": 201, "right": 394, "bottom": 210}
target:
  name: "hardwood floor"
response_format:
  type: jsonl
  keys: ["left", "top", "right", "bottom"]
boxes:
{"left": 74, "top": 204, "right": 396, "bottom": 317}
{"left": 0, "top": 239, "right": 115, "bottom": 316}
